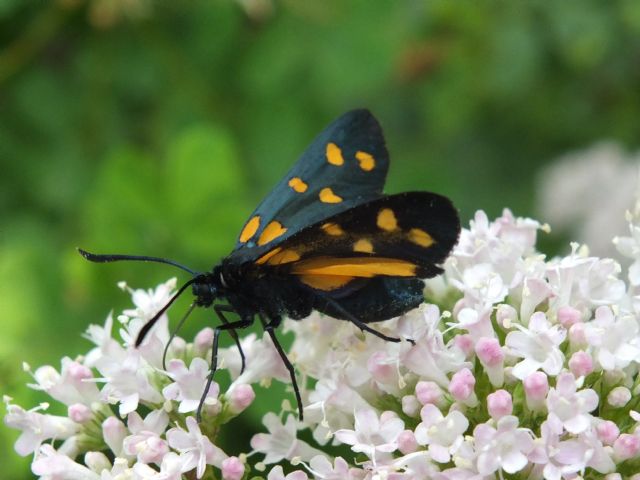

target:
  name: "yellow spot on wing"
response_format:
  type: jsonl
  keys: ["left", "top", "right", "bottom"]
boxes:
{"left": 268, "top": 249, "right": 301, "bottom": 265}
{"left": 288, "top": 177, "right": 308, "bottom": 193}
{"left": 353, "top": 238, "right": 374, "bottom": 253}
{"left": 239, "top": 215, "right": 260, "bottom": 243}
{"left": 319, "top": 187, "right": 343, "bottom": 203}
{"left": 292, "top": 257, "right": 417, "bottom": 277}
{"left": 300, "top": 274, "right": 354, "bottom": 291}
{"left": 377, "top": 208, "right": 398, "bottom": 231}
{"left": 326, "top": 143, "right": 344, "bottom": 166}
{"left": 258, "top": 221, "right": 288, "bottom": 246}
{"left": 356, "top": 151, "right": 375, "bottom": 171}
{"left": 257, "top": 248, "right": 301, "bottom": 265}
{"left": 321, "top": 222, "right": 345, "bottom": 236}
{"left": 256, "top": 247, "right": 282, "bottom": 265}
{"left": 408, "top": 228, "right": 434, "bottom": 247}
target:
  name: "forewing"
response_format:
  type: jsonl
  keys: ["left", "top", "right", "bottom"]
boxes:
{"left": 230, "top": 109, "right": 389, "bottom": 263}
{"left": 250, "top": 192, "right": 461, "bottom": 291}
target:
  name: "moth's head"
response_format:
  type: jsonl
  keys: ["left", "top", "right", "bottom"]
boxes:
{"left": 191, "top": 273, "right": 219, "bottom": 307}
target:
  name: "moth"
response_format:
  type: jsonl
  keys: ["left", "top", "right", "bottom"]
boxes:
{"left": 80, "top": 109, "right": 461, "bottom": 420}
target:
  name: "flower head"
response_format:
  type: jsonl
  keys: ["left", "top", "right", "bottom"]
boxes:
{"left": 9, "top": 203, "right": 640, "bottom": 479}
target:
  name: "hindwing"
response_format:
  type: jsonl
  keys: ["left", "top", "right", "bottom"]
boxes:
{"left": 249, "top": 192, "right": 460, "bottom": 292}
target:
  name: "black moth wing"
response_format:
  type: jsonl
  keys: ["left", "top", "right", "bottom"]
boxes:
{"left": 228, "top": 109, "right": 389, "bottom": 265}
{"left": 251, "top": 191, "right": 460, "bottom": 322}
{"left": 255, "top": 191, "right": 460, "bottom": 276}
{"left": 315, "top": 276, "right": 428, "bottom": 323}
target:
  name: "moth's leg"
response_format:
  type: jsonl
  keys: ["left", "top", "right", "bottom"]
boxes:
{"left": 316, "top": 293, "right": 414, "bottom": 345}
{"left": 162, "top": 302, "right": 197, "bottom": 370}
{"left": 196, "top": 314, "right": 253, "bottom": 422}
{"left": 214, "top": 304, "right": 246, "bottom": 374}
{"left": 259, "top": 314, "right": 304, "bottom": 421}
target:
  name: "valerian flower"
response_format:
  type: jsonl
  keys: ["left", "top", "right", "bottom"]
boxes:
{"left": 166, "top": 416, "right": 227, "bottom": 478}
{"left": 505, "top": 311, "right": 566, "bottom": 379}
{"left": 250, "top": 413, "right": 323, "bottom": 464}
{"left": 122, "top": 410, "right": 170, "bottom": 464}
{"left": 4, "top": 401, "right": 79, "bottom": 456}
{"left": 162, "top": 358, "right": 219, "bottom": 413}
{"left": 414, "top": 404, "right": 468, "bottom": 463}
{"left": 473, "top": 416, "right": 534, "bottom": 475}
{"left": 546, "top": 372, "right": 599, "bottom": 435}
{"left": 333, "top": 408, "right": 404, "bottom": 460}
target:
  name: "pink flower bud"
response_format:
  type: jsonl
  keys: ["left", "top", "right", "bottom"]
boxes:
{"left": 168, "top": 337, "right": 187, "bottom": 357}
{"left": 380, "top": 411, "right": 399, "bottom": 423}
{"left": 569, "top": 322, "right": 587, "bottom": 347}
{"left": 84, "top": 451, "right": 111, "bottom": 473}
{"left": 367, "top": 351, "right": 395, "bottom": 384}
{"left": 524, "top": 371, "right": 548, "bottom": 411}
{"left": 68, "top": 403, "right": 92, "bottom": 423}
{"left": 194, "top": 327, "right": 214, "bottom": 357}
{"left": 614, "top": 433, "right": 640, "bottom": 460}
{"left": 397, "top": 429, "right": 418, "bottom": 454}
{"left": 474, "top": 337, "right": 505, "bottom": 387}
{"left": 227, "top": 384, "right": 255, "bottom": 414}
{"left": 68, "top": 362, "right": 93, "bottom": 381}
{"left": 475, "top": 337, "right": 504, "bottom": 366}
{"left": 487, "top": 389, "right": 512, "bottom": 419}
{"left": 557, "top": 306, "right": 582, "bottom": 328}
{"left": 568, "top": 351, "right": 593, "bottom": 377}
{"left": 102, "top": 416, "right": 127, "bottom": 455}
{"left": 597, "top": 420, "right": 620, "bottom": 445}
{"left": 401, "top": 395, "right": 420, "bottom": 417}
{"left": 222, "top": 456, "right": 245, "bottom": 480}
{"left": 449, "top": 368, "right": 475, "bottom": 401}
{"left": 496, "top": 304, "right": 517, "bottom": 328}
{"left": 415, "top": 381, "right": 443, "bottom": 406}
{"left": 454, "top": 334, "right": 474, "bottom": 358}
{"left": 608, "top": 386, "right": 631, "bottom": 408}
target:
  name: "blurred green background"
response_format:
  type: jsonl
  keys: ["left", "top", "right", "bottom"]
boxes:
{"left": 3, "top": 0, "right": 640, "bottom": 476}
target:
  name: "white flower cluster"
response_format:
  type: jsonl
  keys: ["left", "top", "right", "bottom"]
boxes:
{"left": 4, "top": 279, "right": 263, "bottom": 480}
{"left": 7, "top": 205, "right": 640, "bottom": 479}
{"left": 537, "top": 142, "right": 640, "bottom": 259}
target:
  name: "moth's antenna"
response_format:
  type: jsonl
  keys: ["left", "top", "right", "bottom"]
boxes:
{"left": 78, "top": 248, "right": 197, "bottom": 276}
{"left": 135, "top": 277, "right": 199, "bottom": 347}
